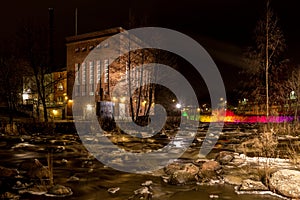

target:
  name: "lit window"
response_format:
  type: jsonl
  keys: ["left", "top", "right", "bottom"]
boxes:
{"left": 81, "top": 62, "right": 86, "bottom": 96}
{"left": 82, "top": 62, "right": 86, "bottom": 85}
{"left": 57, "top": 83, "right": 63, "bottom": 91}
{"left": 89, "top": 61, "right": 94, "bottom": 85}
{"left": 74, "top": 63, "right": 80, "bottom": 96}
{"left": 89, "top": 61, "right": 94, "bottom": 96}
{"left": 104, "top": 59, "right": 109, "bottom": 83}
{"left": 96, "top": 60, "right": 101, "bottom": 83}
{"left": 57, "top": 96, "right": 63, "bottom": 103}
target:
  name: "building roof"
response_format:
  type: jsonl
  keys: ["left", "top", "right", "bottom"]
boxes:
{"left": 66, "top": 27, "right": 125, "bottom": 44}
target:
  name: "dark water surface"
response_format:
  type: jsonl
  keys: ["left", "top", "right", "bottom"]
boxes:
{"left": 0, "top": 125, "right": 285, "bottom": 200}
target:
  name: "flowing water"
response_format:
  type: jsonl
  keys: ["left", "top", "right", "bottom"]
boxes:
{"left": 0, "top": 123, "right": 287, "bottom": 200}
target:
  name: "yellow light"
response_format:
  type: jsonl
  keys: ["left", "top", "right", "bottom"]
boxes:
{"left": 142, "top": 100, "right": 147, "bottom": 106}
{"left": 68, "top": 99, "right": 73, "bottom": 103}
{"left": 197, "top": 108, "right": 201, "bottom": 112}
{"left": 22, "top": 93, "right": 29, "bottom": 100}
{"left": 52, "top": 109, "right": 58, "bottom": 116}
{"left": 120, "top": 97, "right": 126, "bottom": 103}
{"left": 86, "top": 104, "right": 93, "bottom": 111}
{"left": 64, "top": 96, "right": 68, "bottom": 100}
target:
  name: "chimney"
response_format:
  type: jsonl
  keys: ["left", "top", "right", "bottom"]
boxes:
{"left": 75, "top": 8, "right": 78, "bottom": 36}
{"left": 48, "top": 8, "right": 54, "bottom": 72}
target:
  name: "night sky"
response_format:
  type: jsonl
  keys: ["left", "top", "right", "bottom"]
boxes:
{"left": 1, "top": 0, "right": 300, "bottom": 100}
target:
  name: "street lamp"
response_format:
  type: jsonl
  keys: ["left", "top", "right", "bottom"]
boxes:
{"left": 22, "top": 93, "right": 29, "bottom": 104}
{"left": 52, "top": 109, "right": 58, "bottom": 117}
{"left": 176, "top": 103, "right": 182, "bottom": 109}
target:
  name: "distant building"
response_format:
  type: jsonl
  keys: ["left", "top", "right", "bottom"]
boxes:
{"left": 66, "top": 27, "right": 155, "bottom": 120}
{"left": 237, "top": 91, "right": 299, "bottom": 116}
{"left": 22, "top": 69, "right": 68, "bottom": 119}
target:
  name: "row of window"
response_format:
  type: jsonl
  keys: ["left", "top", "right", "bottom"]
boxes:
{"left": 74, "top": 59, "right": 109, "bottom": 96}
{"left": 74, "top": 43, "right": 109, "bottom": 53}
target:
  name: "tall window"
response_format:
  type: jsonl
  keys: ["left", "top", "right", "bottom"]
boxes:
{"left": 89, "top": 61, "right": 94, "bottom": 95}
{"left": 96, "top": 60, "right": 101, "bottom": 83}
{"left": 57, "top": 82, "right": 63, "bottom": 91}
{"left": 126, "top": 62, "right": 130, "bottom": 83}
{"left": 81, "top": 62, "right": 86, "bottom": 96}
{"left": 75, "top": 63, "right": 80, "bottom": 96}
{"left": 104, "top": 59, "right": 109, "bottom": 83}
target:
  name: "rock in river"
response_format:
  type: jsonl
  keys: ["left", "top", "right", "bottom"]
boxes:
{"left": 199, "top": 160, "right": 222, "bottom": 180}
{"left": 168, "top": 163, "right": 199, "bottom": 185}
{"left": 269, "top": 169, "right": 300, "bottom": 198}
{"left": 215, "top": 151, "right": 234, "bottom": 165}
{"left": 239, "top": 179, "right": 268, "bottom": 191}
{"left": 0, "top": 166, "right": 18, "bottom": 177}
{"left": 47, "top": 184, "right": 73, "bottom": 196}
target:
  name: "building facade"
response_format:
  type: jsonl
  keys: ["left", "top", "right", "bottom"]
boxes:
{"left": 22, "top": 70, "right": 68, "bottom": 120}
{"left": 66, "top": 27, "right": 155, "bottom": 120}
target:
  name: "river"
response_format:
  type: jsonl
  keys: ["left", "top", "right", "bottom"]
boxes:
{"left": 0, "top": 123, "right": 286, "bottom": 200}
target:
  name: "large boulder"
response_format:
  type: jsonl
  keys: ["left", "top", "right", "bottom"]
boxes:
{"left": 269, "top": 169, "right": 300, "bottom": 198}
{"left": 47, "top": 184, "right": 72, "bottom": 196}
{"left": 168, "top": 163, "right": 199, "bottom": 185}
{"left": 223, "top": 175, "right": 243, "bottom": 185}
{"left": 215, "top": 151, "right": 234, "bottom": 165}
{"left": 0, "top": 166, "right": 18, "bottom": 177}
{"left": 199, "top": 160, "right": 222, "bottom": 180}
{"left": 20, "top": 159, "right": 50, "bottom": 180}
{"left": 164, "top": 163, "right": 182, "bottom": 175}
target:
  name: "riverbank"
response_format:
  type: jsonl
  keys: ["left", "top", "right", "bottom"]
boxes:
{"left": 0, "top": 122, "right": 299, "bottom": 199}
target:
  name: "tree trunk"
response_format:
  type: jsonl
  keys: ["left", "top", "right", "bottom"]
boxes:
{"left": 266, "top": 0, "right": 270, "bottom": 121}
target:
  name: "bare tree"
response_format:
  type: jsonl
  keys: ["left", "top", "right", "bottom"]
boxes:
{"left": 17, "top": 21, "right": 52, "bottom": 122}
{"left": 0, "top": 49, "right": 24, "bottom": 123}
{"left": 241, "top": 0, "right": 288, "bottom": 117}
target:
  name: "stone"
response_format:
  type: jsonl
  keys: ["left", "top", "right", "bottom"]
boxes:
{"left": 0, "top": 166, "right": 18, "bottom": 177}
{"left": 19, "top": 159, "right": 43, "bottom": 172}
{"left": 199, "top": 160, "right": 222, "bottom": 179}
{"left": 239, "top": 179, "right": 268, "bottom": 191}
{"left": 20, "top": 159, "right": 51, "bottom": 182}
{"left": 107, "top": 187, "right": 120, "bottom": 194}
{"left": 215, "top": 151, "right": 234, "bottom": 165}
{"left": 67, "top": 175, "right": 80, "bottom": 182}
{"left": 164, "top": 163, "right": 182, "bottom": 175}
{"left": 168, "top": 163, "right": 199, "bottom": 185}
{"left": 48, "top": 184, "right": 72, "bottom": 196}
{"left": 223, "top": 175, "right": 243, "bottom": 185}
{"left": 134, "top": 186, "right": 151, "bottom": 195}
{"left": 129, "top": 186, "right": 153, "bottom": 200}
{"left": 142, "top": 180, "right": 153, "bottom": 186}
{"left": 269, "top": 169, "right": 300, "bottom": 198}
{"left": 1, "top": 192, "right": 20, "bottom": 200}
{"left": 28, "top": 166, "right": 50, "bottom": 180}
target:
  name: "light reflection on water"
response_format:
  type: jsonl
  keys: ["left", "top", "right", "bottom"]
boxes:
{"left": 0, "top": 132, "right": 285, "bottom": 200}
